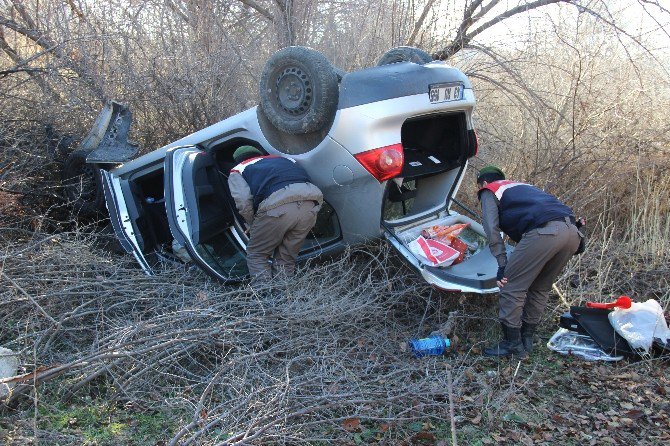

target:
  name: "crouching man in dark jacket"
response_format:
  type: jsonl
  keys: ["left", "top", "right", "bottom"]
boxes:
{"left": 477, "top": 166, "right": 582, "bottom": 358}
{"left": 228, "top": 146, "right": 323, "bottom": 285}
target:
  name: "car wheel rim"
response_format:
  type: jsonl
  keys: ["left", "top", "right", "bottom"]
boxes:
{"left": 275, "top": 67, "right": 312, "bottom": 116}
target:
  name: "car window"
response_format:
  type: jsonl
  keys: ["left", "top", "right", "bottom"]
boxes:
{"left": 301, "top": 202, "right": 341, "bottom": 252}
{"left": 194, "top": 231, "right": 248, "bottom": 279}
{"left": 384, "top": 179, "right": 418, "bottom": 220}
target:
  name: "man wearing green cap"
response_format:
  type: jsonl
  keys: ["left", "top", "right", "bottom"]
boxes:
{"left": 476, "top": 165, "right": 582, "bottom": 358}
{"left": 228, "top": 145, "right": 323, "bottom": 285}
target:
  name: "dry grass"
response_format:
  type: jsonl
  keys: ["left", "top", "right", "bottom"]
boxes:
{"left": 1, "top": 93, "right": 669, "bottom": 444}
{"left": 556, "top": 172, "right": 670, "bottom": 313}
{"left": 1, "top": 115, "right": 669, "bottom": 444}
{"left": 1, "top": 221, "right": 668, "bottom": 445}
{"left": 0, "top": 229, "right": 499, "bottom": 444}
{"left": 1, "top": 3, "right": 669, "bottom": 441}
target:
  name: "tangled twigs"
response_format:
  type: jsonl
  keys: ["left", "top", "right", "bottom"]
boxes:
{"left": 1, "top": 271, "right": 56, "bottom": 323}
{"left": 3, "top": 223, "right": 667, "bottom": 444}
{"left": 2, "top": 232, "right": 486, "bottom": 443}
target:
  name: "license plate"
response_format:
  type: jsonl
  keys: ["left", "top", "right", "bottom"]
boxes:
{"left": 429, "top": 83, "right": 463, "bottom": 103}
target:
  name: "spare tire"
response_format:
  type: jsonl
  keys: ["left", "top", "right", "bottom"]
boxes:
{"left": 260, "top": 46, "right": 339, "bottom": 135}
{"left": 377, "top": 46, "right": 433, "bottom": 66}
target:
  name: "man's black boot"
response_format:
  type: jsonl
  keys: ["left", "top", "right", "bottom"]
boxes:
{"left": 483, "top": 323, "right": 527, "bottom": 358}
{"left": 520, "top": 322, "right": 538, "bottom": 354}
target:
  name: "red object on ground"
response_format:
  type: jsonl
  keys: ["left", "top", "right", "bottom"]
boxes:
{"left": 586, "top": 295, "right": 632, "bottom": 310}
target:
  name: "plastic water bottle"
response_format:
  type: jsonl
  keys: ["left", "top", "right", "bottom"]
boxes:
{"left": 408, "top": 335, "right": 451, "bottom": 357}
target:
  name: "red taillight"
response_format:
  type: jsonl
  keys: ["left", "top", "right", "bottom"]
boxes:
{"left": 354, "top": 143, "right": 404, "bottom": 182}
{"left": 473, "top": 129, "right": 479, "bottom": 155}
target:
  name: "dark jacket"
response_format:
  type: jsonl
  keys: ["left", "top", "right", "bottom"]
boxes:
{"left": 478, "top": 180, "right": 574, "bottom": 266}
{"left": 228, "top": 156, "right": 323, "bottom": 225}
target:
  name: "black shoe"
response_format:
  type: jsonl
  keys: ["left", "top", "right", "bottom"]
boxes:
{"left": 520, "top": 322, "right": 538, "bottom": 354}
{"left": 483, "top": 324, "right": 527, "bottom": 358}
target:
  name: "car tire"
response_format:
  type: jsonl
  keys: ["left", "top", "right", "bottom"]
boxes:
{"left": 377, "top": 46, "right": 433, "bottom": 66}
{"left": 259, "top": 46, "right": 339, "bottom": 135}
{"left": 62, "top": 149, "right": 106, "bottom": 218}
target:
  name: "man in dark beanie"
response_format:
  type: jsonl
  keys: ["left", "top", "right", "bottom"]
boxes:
{"left": 228, "top": 145, "right": 323, "bottom": 285}
{"left": 476, "top": 165, "right": 582, "bottom": 358}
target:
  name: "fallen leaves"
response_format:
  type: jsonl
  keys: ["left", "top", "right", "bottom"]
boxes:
{"left": 610, "top": 372, "right": 641, "bottom": 381}
{"left": 411, "top": 431, "right": 436, "bottom": 442}
{"left": 624, "top": 409, "right": 644, "bottom": 420}
{"left": 594, "top": 413, "right": 608, "bottom": 422}
{"left": 502, "top": 412, "right": 525, "bottom": 424}
{"left": 334, "top": 343, "right": 667, "bottom": 446}
{"left": 342, "top": 417, "right": 361, "bottom": 432}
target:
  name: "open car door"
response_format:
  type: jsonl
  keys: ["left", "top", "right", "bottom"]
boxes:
{"left": 382, "top": 167, "right": 511, "bottom": 294}
{"left": 164, "top": 146, "right": 248, "bottom": 282}
{"left": 100, "top": 170, "right": 153, "bottom": 273}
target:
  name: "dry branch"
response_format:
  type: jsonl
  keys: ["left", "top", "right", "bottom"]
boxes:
{"left": 1, "top": 229, "right": 496, "bottom": 443}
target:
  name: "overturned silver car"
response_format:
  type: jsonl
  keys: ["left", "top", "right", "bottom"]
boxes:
{"left": 66, "top": 46, "right": 508, "bottom": 293}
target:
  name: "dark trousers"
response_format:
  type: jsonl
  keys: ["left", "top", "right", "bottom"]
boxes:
{"left": 246, "top": 200, "right": 318, "bottom": 285}
{"left": 499, "top": 219, "right": 581, "bottom": 328}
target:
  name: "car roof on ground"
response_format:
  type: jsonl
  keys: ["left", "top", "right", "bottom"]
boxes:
{"left": 338, "top": 61, "right": 471, "bottom": 109}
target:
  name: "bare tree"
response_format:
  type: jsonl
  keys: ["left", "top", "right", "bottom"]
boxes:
{"left": 434, "top": 0, "right": 570, "bottom": 59}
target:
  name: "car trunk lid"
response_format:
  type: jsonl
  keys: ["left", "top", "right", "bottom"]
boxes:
{"left": 382, "top": 212, "right": 509, "bottom": 294}
{"left": 381, "top": 110, "right": 503, "bottom": 294}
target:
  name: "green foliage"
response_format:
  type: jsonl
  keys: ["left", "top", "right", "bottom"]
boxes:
{"left": 36, "top": 399, "right": 174, "bottom": 446}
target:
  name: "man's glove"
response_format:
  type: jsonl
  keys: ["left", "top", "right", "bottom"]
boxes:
{"left": 496, "top": 266, "right": 505, "bottom": 281}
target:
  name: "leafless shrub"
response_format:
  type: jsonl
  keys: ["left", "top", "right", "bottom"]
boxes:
{"left": 1, "top": 1, "right": 669, "bottom": 442}
{"left": 555, "top": 172, "right": 670, "bottom": 310}
{"left": 468, "top": 15, "right": 669, "bottom": 181}
{"left": 0, "top": 222, "right": 667, "bottom": 444}
{"left": 0, "top": 230, "right": 517, "bottom": 444}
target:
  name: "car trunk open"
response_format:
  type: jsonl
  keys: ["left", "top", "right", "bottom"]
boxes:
{"left": 383, "top": 112, "right": 475, "bottom": 222}
{"left": 382, "top": 112, "right": 504, "bottom": 294}
{"left": 384, "top": 213, "right": 510, "bottom": 293}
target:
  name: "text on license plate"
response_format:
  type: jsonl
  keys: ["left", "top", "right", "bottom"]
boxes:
{"left": 429, "top": 84, "right": 463, "bottom": 103}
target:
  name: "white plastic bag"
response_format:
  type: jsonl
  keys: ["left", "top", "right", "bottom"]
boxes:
{"left": 408, "top": 236, "right": 459, "bottom": 267}
{"left": 608, "top": 299, "right": 670, "bottom": 352}
{"left": 0, "top": 347, "right": 19, "bottom": 398}
{"left": 547, "top": 328, "right": 623, "bottom": 361}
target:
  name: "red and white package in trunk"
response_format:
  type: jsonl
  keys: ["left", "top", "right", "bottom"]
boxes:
{"left": 416, "top": 223, "right": 471, "bottom": 266}
{"left": 449, "top": 237, "right": 468, "bottom": 265}
{"left": 420, "top": 223, "right": 470, "bottom": 242}
{"left": 408, "top": 236, "right": 460, "bottom": 266}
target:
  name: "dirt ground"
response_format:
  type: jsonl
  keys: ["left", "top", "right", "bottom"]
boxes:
{"left": 452, "top": 341, "right": 670, "bottom": 446}
{"left": 1, "top": 299, "right": 668, "bottom": 446}
{"left": 0, "top": 180, "right": 668, "bottom": 446}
